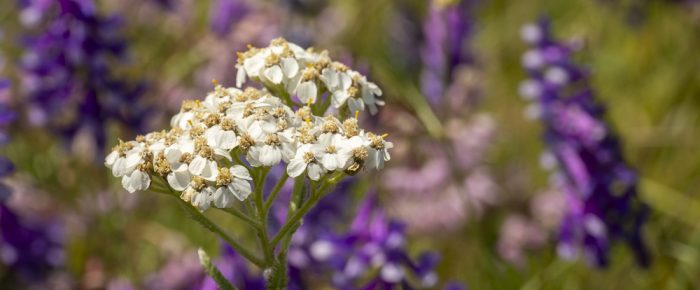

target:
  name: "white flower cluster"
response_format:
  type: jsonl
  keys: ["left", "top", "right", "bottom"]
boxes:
{"left": 105, "top": 41, "right": 392, "bottom": 211}
{"left": 235, "top": 38, "right": 384, "bottom": 114}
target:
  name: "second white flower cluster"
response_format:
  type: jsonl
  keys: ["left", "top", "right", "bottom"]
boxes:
{"left": 105, "top": 83, "right": 392, "bottom": 211}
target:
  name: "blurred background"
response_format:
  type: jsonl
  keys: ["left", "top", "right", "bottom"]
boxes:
{"left": 1, "top": 0, "right": 700, "bottom": 289}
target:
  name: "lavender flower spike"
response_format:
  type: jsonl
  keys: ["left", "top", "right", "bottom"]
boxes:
{"left": 420, "top": 0, "right": 474, "bottom": 106}
{"left": 519, "top": 18, "right": 650, "bottom": 267}
{"left": 19, "top": 0, "right": 150, "bottom": 154}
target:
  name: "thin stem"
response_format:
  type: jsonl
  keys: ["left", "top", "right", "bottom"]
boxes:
{"left": 156, "top": 177, "right": 265, "bottom": 267}
{"left": 231, "top": 151, "right": 251, "bottom": 171}
{"left": 253, "top": 167, "right": 274, "bottom": 265}
{"left": 173, "top": 195, "right": 265, "bottom": 267}
{"left": 270, "top": 176, "right": 306, "bottom": 289}
{"left": 264, "top": 171, "right": 289, "bottom": 213}
{"left": 198, "top": 248, "right": 239, "bottom": 290}
{"left": 270, "top": 183, "right": 325, "bottom": 247}
{"left": 217, "top": 207, "right": 261, "bottom": 229}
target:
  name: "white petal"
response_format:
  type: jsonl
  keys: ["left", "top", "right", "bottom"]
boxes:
{"left": 112, "top": 158, "right": 129, "bottom": 177}
{"left": 287, "top": 158, "right": 307, "bottom": 178}
{"left": 281, "top": 143, "right": 296, "bottom": 163}
{"left": 297, "top": 81, "right": 317, "bottom": 104}
{"left": 167, "top": 166, "right": 192, "bottom": 191}
{"left": 122, "top": 171, "right": 150, "bottom": 193}
{"left": 243, "top": 57, "right": 264, "bottom": 77}
{"left": 165, "top": 147, "right": 182, "bottom": 164}
{"left": 105, "top": 151, "right": 118, "bottom": 167}
{"left": 259, "top": 145, "right": 282, "bottom": 166}
{"left": 339, "top": 72, "right": 352, "bottom": 90}
{"left": 320, "top": 68, "right": 338, "bottom": 89}
{"left": 229, "top": 165, "right": 252, "bottom": 180}
{"left": 236, "top": 66, "right": 247, "bottom": 88}
{"left": 125, "top": 152, "right": 142, "bottom": 170}
{"left": 212, "top": 187, "right": 233, "bottom": 208}
{"left": 264, "top": 66, "right": 284, "bottom": 84}
{"left": 229, "top": 179, "right": 252, "bottom": 201}
{"left": 281, "top": 57, "right": 299, "bottom": 78}
{"left": 192, "top": 190, "right": 211, "bottom": 211}
{"left": 130, "top": 170, "right": 151, "bottom": 192}
{"left": 121, "top": 174, "right": 135, "bottom": 193}
{"left": 321, "top": 154, "right": 339, "bottom": 171}
{"left": 347, "top": 98, "right": 364, "bottom": 113}
{"left": 189, "top": 156, "right": 207, "bottom": 176}
{"left": 202, "top": 160, "right": 219, "bottom": 181}
{"left": 307, "top": 163, "right": 323, "bottom": 181}
{"left": 332, "top": 91, "right": 349, "bottom": 108}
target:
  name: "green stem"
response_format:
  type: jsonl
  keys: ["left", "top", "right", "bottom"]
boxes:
{"left": 264, "top": 171, "right": 289, "bottom": 213}
{"left": 270, "top": 179, "right": 336, "bottom": 247}
{"left": 153, "top": 176, "right": 264, "bottom": 267}
{"left": 253, "top": 168, "right": 273, "bottom": 264}
{"left": 198, "top": 248, "right": 239, "bottom": 290}
{"left": 172, "top": 195, "right": 265, "bottom": 267}
{"left": 217, "top": 207, "right": 261, "bottom": 229}
{"left": 269, "top": 176, "right": 306, "bottom": 289}
{"left": 231, "top": 151, "right": 251, "bottom": 171}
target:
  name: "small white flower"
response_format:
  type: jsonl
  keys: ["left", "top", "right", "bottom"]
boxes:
{"left": 247, "top": 132, "right": 296, "bottom": 167}
{"left": 296, "top": 81, "right": 317, "bottom": 104}
{"left": 189, "top": 155, "right": 219, "bottom": 181}
{"left": 205, "top": 125, "right": 238, "bottom": 150}
{"left": 211, "top": 165, "right": 253, "bottom": 208}
{"left": 167, "top": 164, "right": 193, "bottom": 191}
{"left": 365, "top": 133, "right": 393, "bottom": 170}
{"left": 121, "top": 170, "right": 151, "bottom": 193}
{"left": 191, "top": 186, "right": 214, "bottom": 212}
{"left": 316, "top": 133, "right": 352, "bottom": 171}
{"left": 287, "top": 144, "right": 325, "bottom": 180}
{"left": 111, "top": 145, "right": 145, "bottom": 177}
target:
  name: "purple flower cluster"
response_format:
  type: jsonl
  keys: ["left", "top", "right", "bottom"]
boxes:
{"left": 209, "top": 0, "right": 250, "bottom": 36}
{"left": 285, "top": 190, "right": 443, "bottom": 289}
{"left": 19, "top": 0, "right": 150, "bottom": 153}
{"left": 0, "top": 202, "right": 64, "bottom": 285}
{"left": 383, "top": 0, "right": 497, "bottom": 234}
{"left": 0, "top": 79, "right": 14, "bottom": 197}
{"left": 420, "top": 0, "right": 474, "bottom": 107}
{"left": 191, "top": 169, "right": 456, "bottom": 289}
{"left": 519, "top": 18, "right": 650, "bottom": 267}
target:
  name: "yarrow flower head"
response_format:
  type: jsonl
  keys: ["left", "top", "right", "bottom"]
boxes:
{"left": 519, "top": 18, "right": 650, "bottom": 267}
{"left": 103, "top": 40, "right": 394, "bottom": 289}
{"left": 105, "top": 39, "right": 392, "bottom": 215}
{"left": 235, "top": 38, "right": 385, "bottom": 114}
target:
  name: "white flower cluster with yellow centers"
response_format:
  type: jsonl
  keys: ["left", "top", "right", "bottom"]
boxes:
{"left": 235, "top": 38, "right": 384, "bottom": 114}
{"left": 106, "top": 62, "right": 392, "bottom": 211}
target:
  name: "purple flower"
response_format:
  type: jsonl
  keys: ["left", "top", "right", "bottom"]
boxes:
{"left": 19, "top": 0, "right": 150, "bottom": 154}
{"left": 0, "top": 201, "right": 64, "bottom": 284}
{"left": 209, "top": 0, "right": 250, "bottom": 36}
{"left": 0, "top": 79, "right": 15, "bottom": 187}
{"left": 519, "top": 18, "right": 650, "bottom": 267}
{"left": 420, "top": 0, "right": 474, "bottom": 106}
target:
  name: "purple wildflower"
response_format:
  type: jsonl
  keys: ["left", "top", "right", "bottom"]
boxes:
{"left": 0, "top": 200, "right": 65, "bottom": 285}
{"left": 420, "top": 0, "right": 474, "bottom": 106}
{"left": 383, "top": 0, "right": 497, "bottom": 234}
{"left": 19, "top": 0, "right": 150, "bottom": 154}
{"left": 0, "top": 79, "right": 15, "bottom": 192}
{"left": 519, "top": 18, "right": 650, "bottom": 267}
{"left": 209, "top": 0, "right": 250, "bottom": 36}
